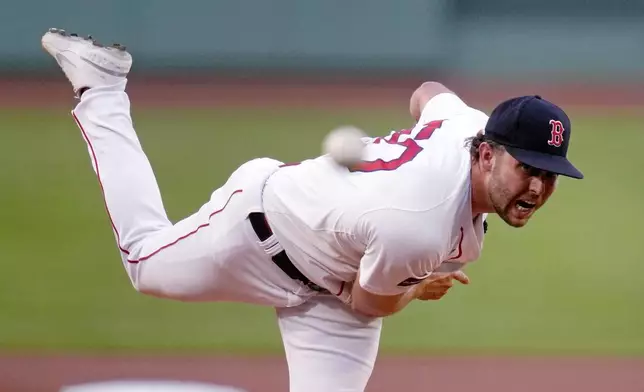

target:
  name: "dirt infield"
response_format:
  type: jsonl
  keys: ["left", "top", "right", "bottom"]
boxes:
{"left": 1, "top": 354, "right": 643, "bottom": 392}
{"left": 2, "top": 73, "right": 644, "bottom": 110}
{"left": 2, "top": 74, "right": 643, "bottom": 391}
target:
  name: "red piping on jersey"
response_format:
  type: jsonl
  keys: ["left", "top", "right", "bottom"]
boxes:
{"left": 73, "top": 111, "right": 243, "bottom": 265}
{"left": 279, "top": 162, "right": 301, "bottom": 167}
{"left": 126, "top": 189, "right": 242, "bottom": 264}
{"left": 73, "top": 111, "right": 130, "bottom": 255}
{"left": 335, "top": 281, "right": 346, "bottom": 296}
{"left": 448, "top": 227, "right": 464, "bottom": 260}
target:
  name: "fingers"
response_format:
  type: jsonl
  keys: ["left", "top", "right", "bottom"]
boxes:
{"left": 415, "top": 270, "right": 471, "bottom": 302}
{"left": 417, "top": 290, "right": 447, "bottom": 301}
{"left": 428, "top": 272, "right": 451, "bottom": 283}
{"left": 416, "top": 270, "right": 471, "bottom": 301}
{"left": 451, "top": 270, "right": 470, "bottom": 285}
{"left": 429, "top": 271, "right": 470, "bottom": 286}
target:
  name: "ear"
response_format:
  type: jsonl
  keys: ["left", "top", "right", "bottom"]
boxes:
{"left": 478, "top": 142, "right": 496, "bottom": 173}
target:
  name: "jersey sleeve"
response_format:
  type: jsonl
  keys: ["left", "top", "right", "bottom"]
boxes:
{"left": 419, "top": 93, "right": 489, "bottom": 124}
{"left": 356, "top": 209, "right": 444, "bottom": 296}
{"left": 417, "top": 92, "right": 490, "bottom": 141}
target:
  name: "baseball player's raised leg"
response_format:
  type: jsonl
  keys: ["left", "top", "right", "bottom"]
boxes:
{"left": 70, "top": 82, "right": 227, "bottom": 300}
{"left": 71, "top": 82, "right": 295, "bottom": 303}
{"left": 276, "top": 295, "right": 383, "bottom": 392}
{"left": 41, "top": 29, "right": 302, "bottom": 306}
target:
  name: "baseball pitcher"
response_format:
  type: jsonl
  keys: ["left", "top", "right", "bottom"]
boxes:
{"left": 41, "top": 28, "right": 584, "bottom": 392}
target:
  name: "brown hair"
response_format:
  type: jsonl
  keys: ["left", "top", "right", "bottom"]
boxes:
{"left": 465, "top": 132, "right": 506, "bottom": 162}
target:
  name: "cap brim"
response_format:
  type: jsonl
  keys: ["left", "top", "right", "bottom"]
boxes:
{"left": 505, "top": 146, "right": 584, "bottom": 179}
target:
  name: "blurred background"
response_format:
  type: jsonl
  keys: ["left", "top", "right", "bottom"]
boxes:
{"left": 0, "top": 1, "right": 643, "bottom": 391}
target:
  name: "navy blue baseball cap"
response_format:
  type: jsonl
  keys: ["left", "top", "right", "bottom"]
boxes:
{"left": 484, "top": 95, "right": 583, "bottom": 179}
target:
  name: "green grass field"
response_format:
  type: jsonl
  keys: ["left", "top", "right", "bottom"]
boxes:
{"left": 1, "top": 106, "right": 642, "bottom": 356}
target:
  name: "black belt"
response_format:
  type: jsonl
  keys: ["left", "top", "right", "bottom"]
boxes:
{"left": 249, "top": 212, "right": 329, "bottom": 293}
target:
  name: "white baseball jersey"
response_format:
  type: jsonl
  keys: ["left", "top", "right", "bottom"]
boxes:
{"left": 262, "top": 93, "right": 490, "bottom": 297}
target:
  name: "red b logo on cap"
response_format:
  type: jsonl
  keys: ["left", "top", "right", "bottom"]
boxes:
{"left": 548, "top": 120, "right": 565, "bottom": 147}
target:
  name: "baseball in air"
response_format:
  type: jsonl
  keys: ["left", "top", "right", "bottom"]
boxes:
{"left": 323, "top": 126, "right": 367, "bottom": 168}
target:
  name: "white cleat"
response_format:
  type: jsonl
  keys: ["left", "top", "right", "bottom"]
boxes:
{"left": 41, "top": 28, "right": 132, "bottom": 97}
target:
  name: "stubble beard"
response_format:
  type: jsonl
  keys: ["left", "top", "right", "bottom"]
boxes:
{"left": 488, "top": 175, "right": 525, "bottom": 228}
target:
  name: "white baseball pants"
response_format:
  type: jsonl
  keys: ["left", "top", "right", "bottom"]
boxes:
{"left": 70, "top": 80, "right": 382, "bottom": 392}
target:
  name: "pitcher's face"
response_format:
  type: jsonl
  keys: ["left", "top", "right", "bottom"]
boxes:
{"left": 487, "top": 151, "right": 557, "bottom": 228}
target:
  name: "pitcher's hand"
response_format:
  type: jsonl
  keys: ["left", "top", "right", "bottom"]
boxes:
{"left": 415, "top": 271, "right": 470, "bottom": 301}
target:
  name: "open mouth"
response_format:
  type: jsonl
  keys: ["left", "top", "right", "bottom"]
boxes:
{"left": 516, "top": 200, "right": 536, "bottom": 212}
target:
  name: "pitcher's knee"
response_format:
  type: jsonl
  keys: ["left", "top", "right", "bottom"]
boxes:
{"left": 121, "top": 267, "right": 173, "bottom": 299}
{"left": 132, "top": 273, "right": 210, "bottom": 302}
{"left": 133, "top": 277, "right": 179, "bottom": 299}
{"left": 125, "top": 274, "right": 158, "bottom": 298}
